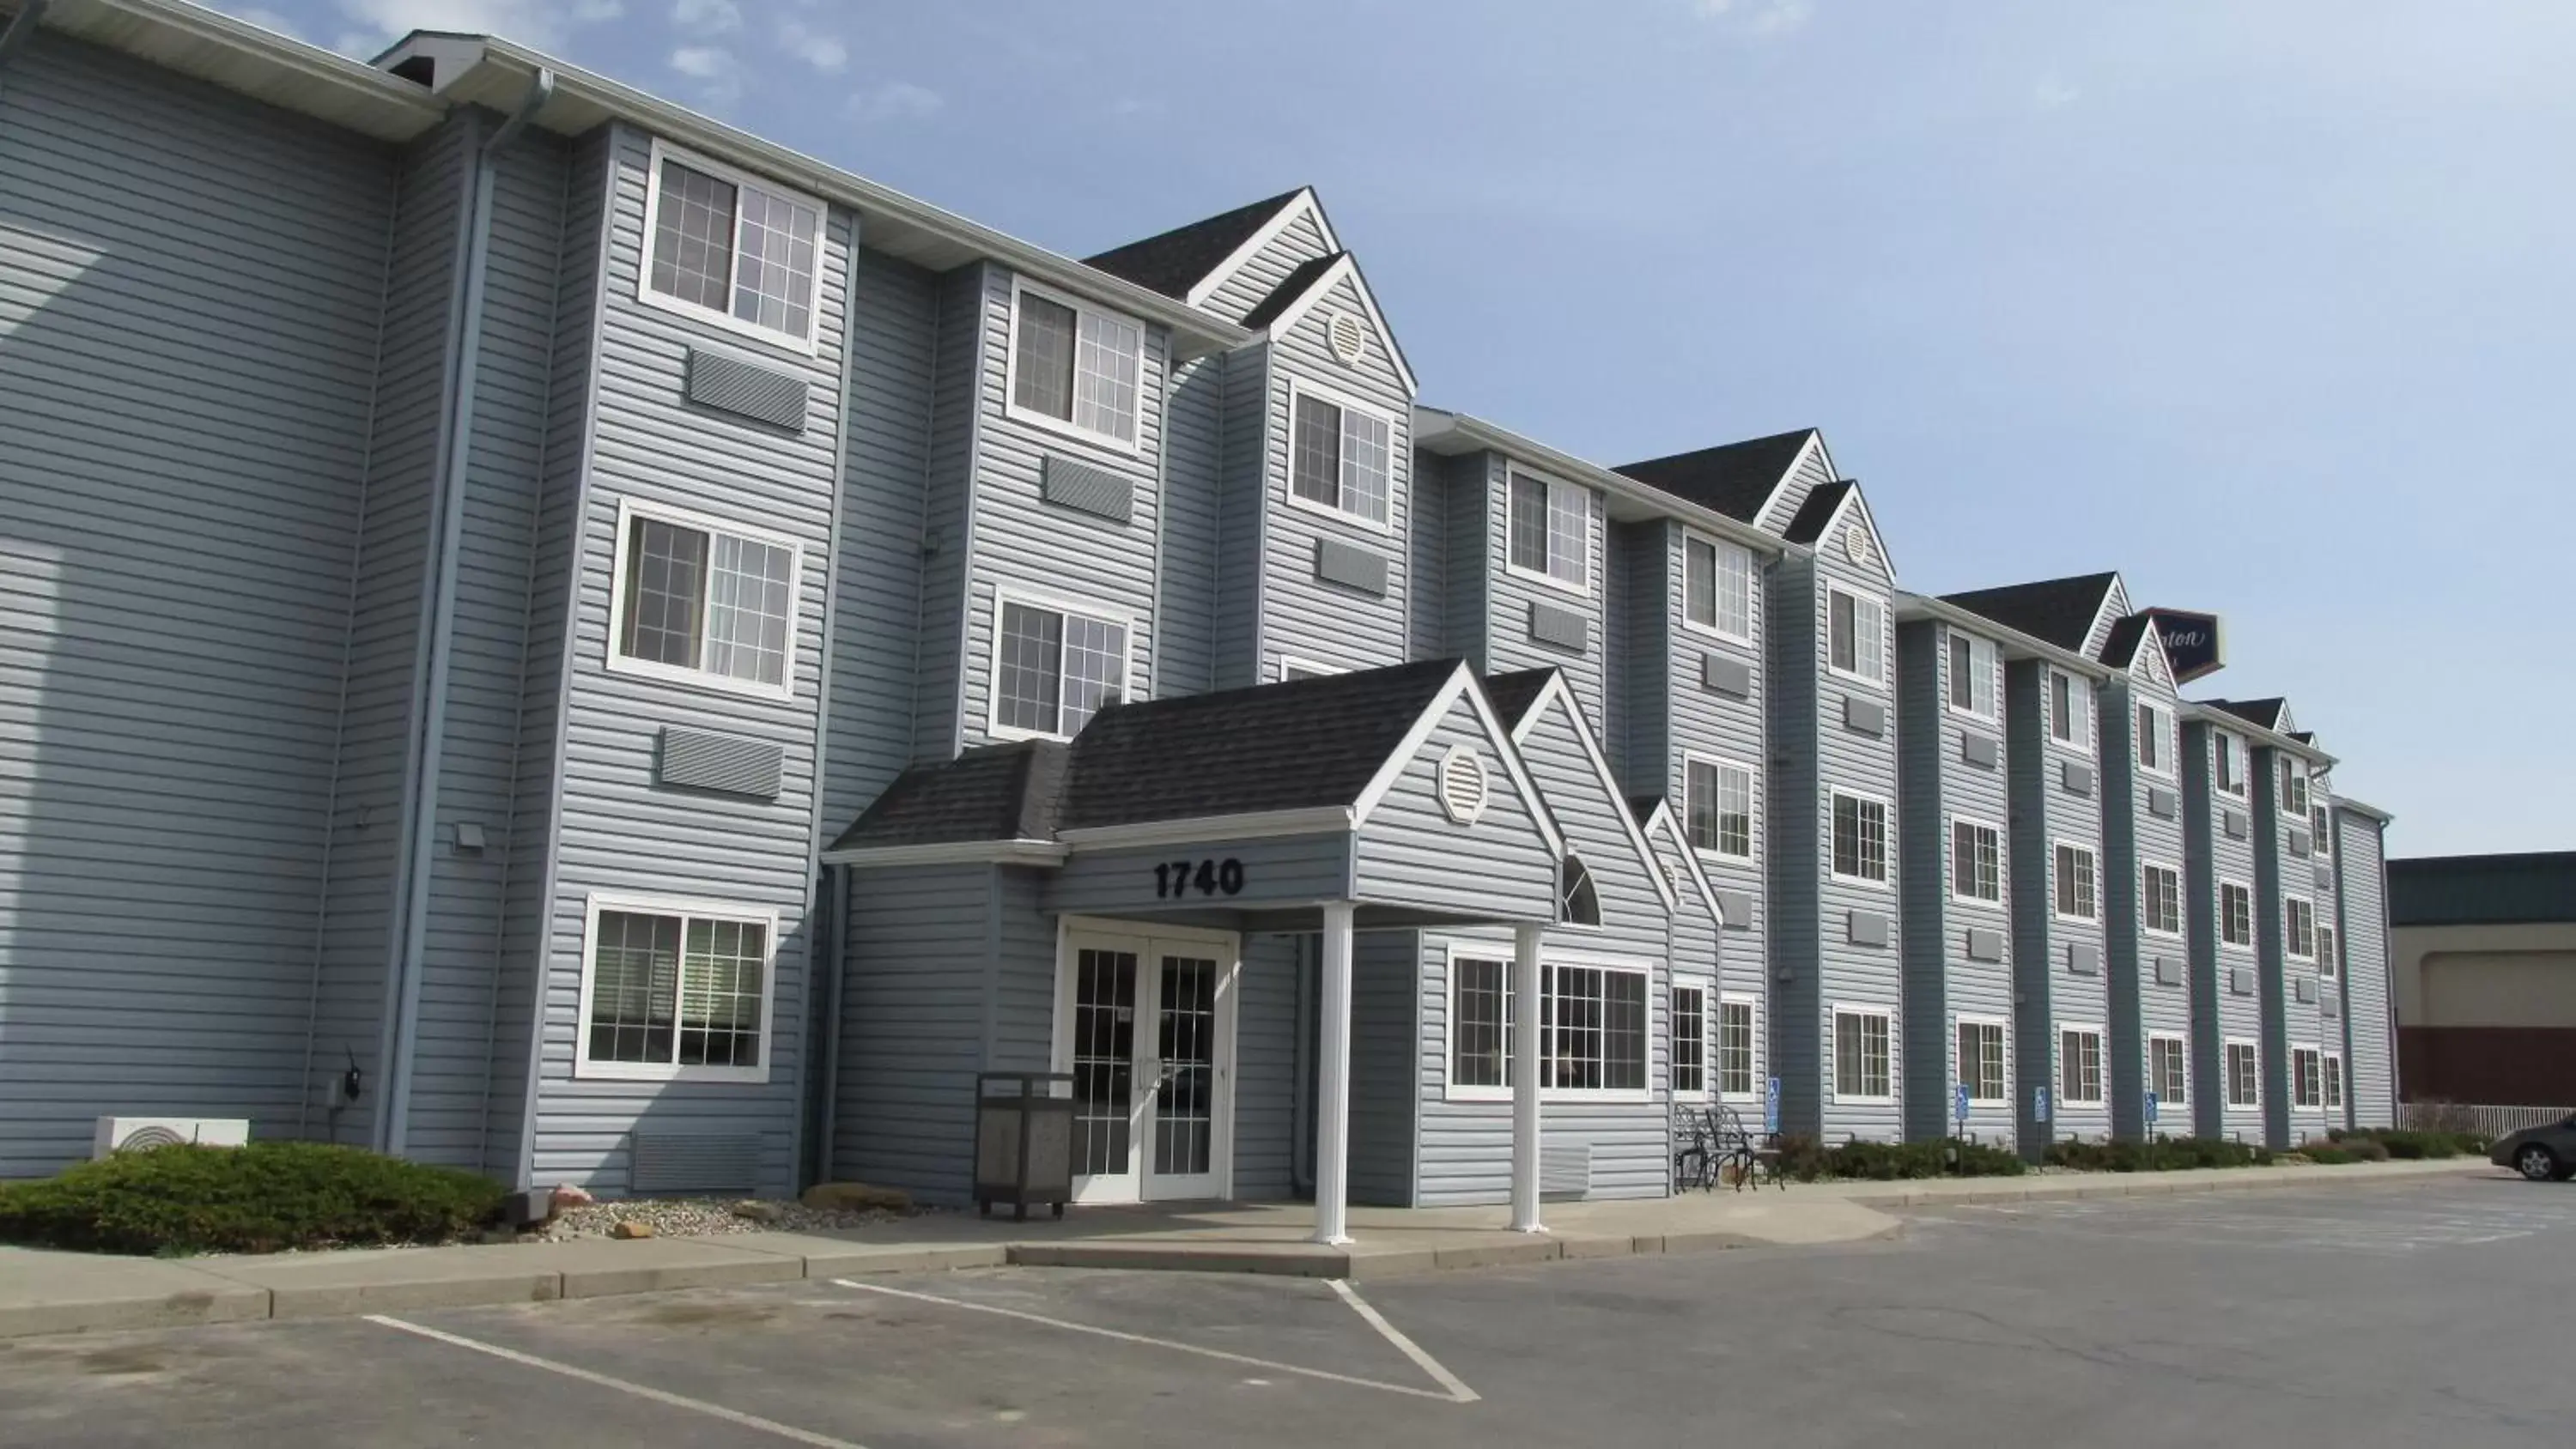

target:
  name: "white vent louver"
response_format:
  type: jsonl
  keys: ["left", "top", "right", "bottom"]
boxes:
{"left": 94, "top": 1117, "right": 250, "bottom": 1158}
{"left": 1437, "top": 745, "right": 1488, "bottom": 826}
{"left": 1327, "top": 310, "right": 1367, "bottom": 367}
{"left": 1843, "top": 521, "right": 1873, "bottom": 567}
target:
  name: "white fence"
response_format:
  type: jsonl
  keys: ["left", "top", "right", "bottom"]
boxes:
{"left": 2399, "top": 1102, "right": 2573, "bottom": 1137}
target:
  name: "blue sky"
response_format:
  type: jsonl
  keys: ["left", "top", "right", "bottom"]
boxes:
{"left": 224, "top": 0, "right": 2574, "bottom": 858}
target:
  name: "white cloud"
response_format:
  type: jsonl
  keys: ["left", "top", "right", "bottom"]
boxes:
{"left": 779, "top": 19, "right": 848, "bottom": 73}
{"left": 2033, "top": 76, "right": 2081, "bottom": 110}
{"left": 1691, "top": 0, "right": 1812, "bottom": 37}
{"left": 668, "top": 43, "right": 743, "bottom": 104}
{"left": 850, "top": 81, "right": 942, "bottom": 122}
{"left": 672, "top": 0, "right": 741, "bottom": 35}
{"left": 331, "top": 0, "right": 624, "bottom": 53}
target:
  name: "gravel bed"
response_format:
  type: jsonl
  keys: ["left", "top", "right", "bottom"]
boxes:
{"left": 535, "top": 1197, "right": 920, "bottom": 1240}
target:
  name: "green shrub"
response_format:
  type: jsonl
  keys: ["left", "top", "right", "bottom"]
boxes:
{"left": 1764, "top": 1135, "right": 2025, "bottom": 1181}
{"left": 0, "top": 1142, "right": 506, "bottom": 1256}
{"left": 2325, "top": 1128, "right": 2473, "bottom": 1160}
{"left": 2300, "top": 1143, "right": 2357, "bottom": 1165}
{"left": 2045, "top": 1136, "right": 2274, "bottom": 1172}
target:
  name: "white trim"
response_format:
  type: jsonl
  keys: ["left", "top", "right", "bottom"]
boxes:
{"left": 1822, "top": 582, "right": 1889, "bottom": 690}
{"left": 1505, "top": 674, "right": 1676, "bottom": 912}
{"left": 1351, "top": 666, "right": 1566, "bottom": 858}
{"left": 1681, "top": 749, "right": 1759, "bottom": 867}
{"left": 2211, "top": 730, "right": 2251, "bottom": 797}
{"left": 1716, "top": 991, "right": 1763, "bottom": 1102}
{"left": 1947, "top": 812, "right": 2006, "bottom": 910}
{"left": 1442, "top": 943, "right": 1658, "bottom": 1105}
{"left": 2147, "top": 1030, "right": 2190, "bottom": 1107}
{"left": 2140, "top": 858, "right": 2186, "bottom": 939}
{"left": 1500, "top": 465, "right": 1593, "bottom": 597}
{"left": 819, "top": 839, "right": 1068, "bottom": 867}
{"left": 1054, "top": 806, "right": 1356, "bottom": 849}
{"left": 2223, "top": 1035, "right": 2263, "bottom": 1108}
{"left": 1257, "top": 252, "right": 1419, "bottom": 397}
{"left": 1749, "top": 431, "right": 1828, "bottom": 535}
{"left": 1953, "top": 1012, "right": 2012, "bottom": 1106}
{"left": 1280, "top": 374, "right": 1400, "bottom": 534}
{"left": 1184, "top": 189, "right": 1339, "bottom": 306}
{"left": 1643, "top": 803, "right": 1728, "bottom": 932}
{"left": 1050, "top": 920, "right": 1243, "bottom": 1203}
{"left": 635, "top": 137, "right": 825, "bottom": 355}
{"left": 1678, "top": 527, "right": 1757, "bottom": 646}
{"left": 2217, "top": 877, "right": 2257, "bottom": 951}
{"left": 2134, "top": 699, "right": 2176, "bottom": 779}
{"left": 2289, "top": 1041, "right": 2324, "bottom": 1110}
{"left": 999, "top": 273, "right": 1146, "bottom": 458}
{"left": 1826, "top": 786, "right": 1894, "bottom": 889}
{"left": 2283, "top": 894, "right": 2317, "bottom": 961}
{"left": 572, "top": 891, "right": 780, "bottom": 1084}
{"left": 2044, "top": 666, "right": 2093, "bottom": 756}
{"left": 983, "top": 583, "right": 1139, "bottom": 743}
{"left": 602, "top": 494, "right": 804, "bottom": 703}
{"left": 2054, "top": 1021, "right": 2107, "bottom": 1107}
{"left": 1943, "top": 627, "right": 1998, "bottom": 721}
{"left": 2050, "top": 837, "right": 2099, "bottom": 923}
{"left": 1829, "top": 1001, "right": 1898, "bottom": 1105}
{"left": 2322, "top": 1050, "right": 2346, "bottom": 1112}
{"left": 1278, "top": 656, "right": 1344, "bottom": 682}
{"left": 1669, "top": 981, "right": 1710, "bottom": 1098}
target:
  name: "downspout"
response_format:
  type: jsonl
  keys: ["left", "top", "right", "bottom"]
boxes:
{"left": 379, "top": 70, "right": 556, "bottom": 1155}
{"left": 805, "top": 864, "right": 845, "bottom": 1189}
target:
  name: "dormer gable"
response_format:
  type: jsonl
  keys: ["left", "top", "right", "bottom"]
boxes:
{"left": 1241, "top": 251, "right": 1417, "bottom": 397}
{"left": 1781, "top": 479, "right": 1894, "bottom": 587}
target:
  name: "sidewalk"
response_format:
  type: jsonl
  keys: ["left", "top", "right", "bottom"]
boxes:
{"left": 0, "top": 1157, "right": 2500, "bottom": 1339}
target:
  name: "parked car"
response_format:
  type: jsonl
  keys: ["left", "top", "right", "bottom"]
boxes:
{"left": 2490, "top": 1115, "right": 2576, "bottom": 1181}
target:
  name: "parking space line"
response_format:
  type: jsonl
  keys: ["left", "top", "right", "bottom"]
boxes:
{"left": 827, "top": 1278, "right": 1468, "bottom": 1404}
{"left": 1327, "top": 1280, "right": 1478, "bottom": 1404}
{"left": 363, "top": 1315, "right": 871, "bottom": 1449}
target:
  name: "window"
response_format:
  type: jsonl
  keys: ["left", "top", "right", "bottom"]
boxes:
{"left": 2150, "top": 1034, "right": 2188, "bottom": 1106}
{"left": 1717, "top": 997, "right": 1757, "bottom": 1097}
{"left": 2227, "top": 1040, "right": 2261, "bottom": 1106}
{"left": 2221, "top": 882, "right": 2255, "bottom": 948}
{"left": 2324, "top": 1054, "right": 2345, "bottom": 1111}
{"left": 2312, "top": 805, "right": 2332, "bottom": 858}
{"left": 1672, "top": 986, "right": 1708, "bottom": 1095}
{"left": 2215, "top": 733, "right": 2245, "bottom": 795}
{"left": 1951, "top": 818, "right": 2002, "bottom": 905}
{"left": 1826, "top": 586, "right": 1886, "bottom": 684}
{"left": 1007, "top": 282, "right": 1143, "bottom": 448}
{"left": 1279, "top": 658, "right": 1341, "bottom": 682}
{"left": 2136, "top": 701, "right": 2169, "bottom": 774}
{"left": 1686, "top": 757, "right": 1754, "bottom": 861}
{"left": 580, "top": 897, "right": 774, "bottom": 1081}
{"left": 2058, "top": 1026, "right": 2105, "bottom": 1106}
{"left": 2279, "top": 757, "right": 2310, "bottom": 817}
{"left": 1546, "top": 964, "right": 1648, "bottom": 1092}
{"left": 1947, "top": 632, "right": 1994, "bottom": 717}
{"left": 2293, "top": 1047, "right": 2323, "bottom": 1108}
{"left": 1508, "top": 470, "right": 1589, "bottom": 590}
{"left": 2053, "top": 842, "right": 2097, "bottom": 921}
{"left": 610, "top": 501, "right": 799, "bottom": 695}
{"left": 2142, "top": 864, "right": 2183, "bottom": 937}
{"left": 1288, "top": 385, "right": 1393, "bottom": 525}
{"left": 993, "top": 595, "right": 1128, "bottom": 739}
{"left": 1558, "top": 855, "right": 1602, "bottom": 926}
{"left": 2285, "top": 896, "right": 2316, "bottom": 959}
{"left": 1684, "top": 532, "right": 1754, "bottom": 640}
{"left": 1832, "top": 791, "right": 1890, "bottom": 885}
{"left": 2047, "top": 670, "right": 2088, "bottom": 749}
{"left": 642, "top": 146, "right": 823, "bottom": 347}
{"left": 1958, "top": 1018, "right": 2007, "bottom": 1104}
{"left": 1450, "top": 957, "right": 1509, "bottom": 1089}
{"left": 1834, "top": 1008, "right": 1893, "bottom": 1100}
{"left": 2318, "top": 923, "right": 2338, "bottom": 979}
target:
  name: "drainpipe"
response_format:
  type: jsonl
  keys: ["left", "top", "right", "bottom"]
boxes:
{"left": 0, "top": 0, "right": 49, "bottom": 92}
{"left": 377, "top": 69, "right": 556, "bottom": 1155}
{"left": 805, "top": 865, "right": 846, "bottom": 1189}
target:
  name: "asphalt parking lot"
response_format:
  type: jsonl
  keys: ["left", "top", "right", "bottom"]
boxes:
{"left": 3, "top": 1176, "right": 2572, "bottom": 1449}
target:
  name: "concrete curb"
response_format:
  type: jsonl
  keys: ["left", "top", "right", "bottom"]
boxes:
{"left": 1835, "top": 1158, "right": 2498, "bottom": 1210}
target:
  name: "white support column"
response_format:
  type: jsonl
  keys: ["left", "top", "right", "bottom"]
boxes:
{"left": 1510, "top": 920, "right": 1546, "bottom": 1234}
{"left": 1311, "top": 902, "right": 1357, "bottom": 1246}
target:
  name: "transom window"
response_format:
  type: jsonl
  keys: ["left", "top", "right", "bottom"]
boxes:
{"left": 1717, "top": 997, "right": 1756, "bottom": 1097}
{"left": 1826, "top": 585, "right": 1886, "bottom": 684}
{"left": 993, "top": 595, "right": 1127, "bottom": 739}
{"left": 2292, "top": 1047, "right": 2323, "bottom": 1108}
{"left": 643, "top": 147, "right": 823, "bottom": 347}
{"left": 2143, "top": 864, "right": 2183, "bottom": 936}
{"left": 2285, "top": 896, "right": 2317, "bottom": 959}
{"left": 1449, "top": 959, "right": 1649, "bottom": 1095}
{"left": 1289, "top": 385, "right": 1393, "bottom": 525}
{"left": 1834, "top": 1008, "right": 1893, "bottom": 1100}
{"left": 1672, "top": 985, "right": 1708, "bottom": 1096}
{"left": 2227, "top": 1040, "right": 2261, "bottom": 1106}
{"left": 1684, "top": 532, "right": 1754, "bottom": 641}
{"left": 1951, "top": 818, "right": 2002, "bottom": 904}
{"left": 611, "top": 500, "right": 799, "bottom": 696}
{"left": 1686, "top": 757, "right": 1754, "bottom": 861}
{"left": 1009, "top": 282, "right": 1143, "bottom": 448}
{"left": 2215, "top": 733, "right": 2245, "bottom": 795}
{"left": 1958, "top": 1019, "right": 2007, "bottom": 1104}
{"left": 2136, "top": 701, "right": 2170, "bottom": 774}
{"left": 1947, "top": 632, "right": 1995, "bottom": 717}
{"left": 1558, "top": 855, "right": 1602, "bottom": 926}
{"left": 2054, "top": 842, "right": 2098, "bottom": 921}
{"left": 580, "top": 898, "right": 773, "bottom": 1082}
{"left": 2048, "top": 669, "right": 2089, "bottom": 749}
{"left": 2221, "top": 882, "right": 2255, "bottom": 947}
{"left": 1832, "top": 791, "right": 1890, "bottom": 885}
{"left": 2058, "top": 1026, "right": 2105, "bottom": 1106}
{"left": 1509, "top": 470, "right": 1589, "bottom": 590}
{"left": 2150, "top": 1034, "right": 2189, "bottom": 1106}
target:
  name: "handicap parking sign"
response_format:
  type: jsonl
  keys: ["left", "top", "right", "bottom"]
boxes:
{"left": 2146, "top": 1089, "right": 2160, "bottom": 1125}
{"left": 2033, "top": 1085, "right": 2051, "bottom": 1124}
{"left": 1953, "top": 1082, "right": 1971, "bottom": 1125}
{"left": 1765, "top": 1076, "right": 1781, "bottom": 1134}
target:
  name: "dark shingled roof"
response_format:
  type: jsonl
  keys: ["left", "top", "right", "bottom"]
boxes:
{"left": 1779, "top": 479, "right": 1855, "bottom": 545}
{"left": 1054, "top": 659, "right": 1467, "bottom": 831}
{"left": 2391, "top": 852, "right": 2576, "bottom": 926}
{"left": 827, "top": 741, "right": 1066, "bottom": 851}
{"left": 1082, "top": 189, "right": 1308, "bottom": 300}
{"left": 1238, "top": 252, "right": 1345, "bottom": 330}
{"left": 2099, "top": 613, "right": 2152, "bottom": 669}
{"left": 1627, "top": 794, "right": 1667, "bottom": 827}
{"left": 1613, "top": 428, "right": 1816, "bottom": 523}
{"left": 1940, "top": 572, "right": 2123, "bottom": 652}
{"left": 2205, "top": 698, "right": 2289, "bottom": 733}
{"left": 1480, "top": 668, "right": 1558, "bottom": 731}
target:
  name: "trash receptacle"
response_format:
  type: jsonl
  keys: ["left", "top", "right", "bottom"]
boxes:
{"left": 975, "top": 1071, "right": 1074, "bottom": 1220}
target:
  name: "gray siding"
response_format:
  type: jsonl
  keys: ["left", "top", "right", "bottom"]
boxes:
{"left": 1662, "top": 524, "right": 1766, "bottom": 1009}
{"left": 835, "top": 864, "right": 988, "bottom": 1203}
{"left": 1613, "top": 522, "right": 1668, "bottom": 798}
{"left": 1476, "top": 454, "right": 1607, "bottom": 731}
{"left": 1406, "top": 448, "right": 1449, "bottom": 663}
{"left": 2333, "top": 808, "right": 2396, "bottom": 1128}
{"left": 1211, "top": 343, "right": 1269, "bottom": 689}
{"left": 1349, "top": 697, "right": 1558, "bottom": 922}
{"left": 1199, "top": 203, "right": 1332, "bottom": 325}
{"left": 1043, "top": 834, "right": 1352, "bottom": 919}
{"left": 2182, "top": 720, "right": 2265, "bottom": 1142}
{"left": 1764, "top": 555, "right": 1822, "bottom": 1134}
{"left": 907, "top": 265, "right": 984, "bottom": 761}
{"left": 2251, "top": 746, "right": 2326, "bottom": 1149}
{"left": 1753, "top": 434, "right": 1831, "bottom": 536}
{"left": 1440, "top": 452, "right": 1490, "bottom": 667}
{"left": 1158, "top": 352, "right": 1225, "bottom": 694}
{"left": 0, "top": 34, "right": 394, "bottom": 1174}
{"left": 2100, "top": 668, "right": 2190, "bottom": 1141}
{"left": 1348, "top": 929, "right": 1419, "bottom": 1206}
{"left": 1234, "top": 931, "right": 1302, "bottom": 1199}
{"left": 2003, "top": 658, "right": 2112, "bottom": 1150}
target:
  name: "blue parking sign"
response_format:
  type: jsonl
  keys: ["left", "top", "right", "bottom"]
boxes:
{"left": 2033, "top": 1084, "right": 2051, "bottom": 1124}
{"left": 1953, "top": 1081, "right": 1971, "bottom": 1125}
{"left": 2146, "top": 1089, "right": 2160, "bottom": 1125}
{"left": 1765, "top": 1076, "right": 1781, "bottom": 1134}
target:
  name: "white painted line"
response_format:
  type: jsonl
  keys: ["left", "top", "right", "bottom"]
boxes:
{"left": 827, "top": 1279, "right": 1463, "bottom": 1404}
{"left": 1327, "top": 1279, "right": 1479, "bottom": 1404}
{"left": 364, "top": 1315, "right": 871, "bottom": 1449}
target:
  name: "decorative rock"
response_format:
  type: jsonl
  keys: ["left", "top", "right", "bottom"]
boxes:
{"left": 731, "top": 1200, "right": 787, "bottom": 1224}
{"left": 800, "top": 1181, "right": 912, "bottom": 1213}
{"left": 610, "top": 1220, "right": 655, "bottom": 1240}
{"left": 552, "top": 1183, "right": 597, "bottom": 1207}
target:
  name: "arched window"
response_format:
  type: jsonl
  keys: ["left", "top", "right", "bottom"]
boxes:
{"left": 1558, "top": 854, "right": 1601, "bottom": 926}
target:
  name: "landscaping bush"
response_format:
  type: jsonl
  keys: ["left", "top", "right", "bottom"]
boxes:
{"left": 0, "top": 1142, "right": 506, "bottom": 1256}
{"left": 2336, "top": 1129, "right": 2453, "bottom": 1160}
{"left": 1766, "top": 1135, "right": 2026, "bottom": 1181}
{"left": 2044, "top": 1137, "right": 2275, "bottom": 1173}
{"left": 2298, "top": 1142, "right": 2357, "bottom": 1165}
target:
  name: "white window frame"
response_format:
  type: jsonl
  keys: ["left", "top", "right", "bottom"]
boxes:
{"left": 2318, "top": 922, "right": 2339, "bottom": 980}
{"left": 2057, "top": 1022, "right": 2106, "bottom": 1107}
{"left": 2045, "top": 668, "right": 2092, "bottom": 755}
{"left": 1278, "top": 656, "right": 1343, "bottom": 682}
{"left": 573, "top": 891, "right": 780, "bottom": 1084}
{"left": 1684, "top": 751, "right": 1759, "bottom": 864}
{"left": 2136, "top": 700, "right": 2172, "bottom": 778}
{"left": 1832, "top": 1003, "right": 1897, "bottom": 1105}
{"left": 636, "top": 138, "right": 826, "bottom": 355}
{"left": 604, "top": 496, "right": 804, "bottom": 702}
{"left": 2278, "top": 757, "right": 2310, "bottom": 820}
{"left": 2051, "top": 839, "right": 2099, "bottom": 923}
{"left": 2311, "top": 805, "right": 2333, "bottom": 859}
{"left": 1828, "top": 787, "right": 1893, "bottom": 889}
{"left": 2225, "top": 1037, "right": 2262, "bottom": 1108}
{"left": 1824, "top": 583, "right": 1888, "bottom": 688}
{"left": 2219, "top": 878, "right": 2256, "bottom": 950}
{"left": 2215, "top": 732, "right": 2248, "bottom": 797}
{"left": 2284, "top": 895, "right": 2317, "bottom": 961}
{"left": 1504, "top": 467, "right": 1592, "bottom": 596}
{"left": 1956, "top": 1014, "right": 2010, "bottom": 1106}
{"left": 1443, "top": 946, "right": 1655, "bottom": 1104}
{"left": 1680, "top": 529, "right": 1755, "bottom": 646}
{"left": 1716, "top": 992, "right": 1761, "bottom": 1101}
{"left": 1281, "top": 375, "right": 1397, "bottom": 533}
{"left": 1945, "top": 629, "right": 1996, "bottom": 719}
{"left": 2323, "top": 1052, "right": 2345, "bottom": 1111}
{"left": 2291, "top": 1044, "right": 2323, "bottom": 1108}
{"left": 1670, "top": 984, "right": 1709, "bottom": 1097}
{"left": 2141, "top": 859, "right": 2185, "bottom": 939}
{"left": 1948, "top": 814, "right": 2005, "bottom": 909}
{"left": 2148, "top": 1032, "right": 2190, "bottom": 1108}
{"left": 985, "top": 585, "right": 1136, "bottom": 743}
{"left": 1000, "top": 275, "right": 1146, "bottom": 456}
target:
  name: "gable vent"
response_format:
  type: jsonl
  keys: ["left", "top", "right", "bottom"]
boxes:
{"left": 1327, "top": 309, "right": 1368, "bottom": 367}
{"left": 1437, "top": 745, "right": 1488, "bottom": 827}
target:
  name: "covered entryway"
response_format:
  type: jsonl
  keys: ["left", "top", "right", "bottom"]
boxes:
{"left": 1055, "top": 922, "right": 1241, "bottom": 1203}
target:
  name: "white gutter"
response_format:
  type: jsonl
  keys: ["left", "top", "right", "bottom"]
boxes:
{"left": 2178, "top": 699, "right": 2336, "bottom": 768}
{"left": 1414, "top": 408, "right": 1792, "bottom": 557}
{"left": 1053, "top": 806, "right": 1358, "bottom": 849}
{"left": 817, "top": 839, "right": 1070, "bottom": 868}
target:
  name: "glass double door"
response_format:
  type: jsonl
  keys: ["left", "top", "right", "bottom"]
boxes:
{"left": 1059, "top": 929, "right": 1238, "bottom": 1203}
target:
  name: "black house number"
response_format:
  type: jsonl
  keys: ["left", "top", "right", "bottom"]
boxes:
{"left": 1155, "top": 858, "right": 1245, "bottom": 899}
